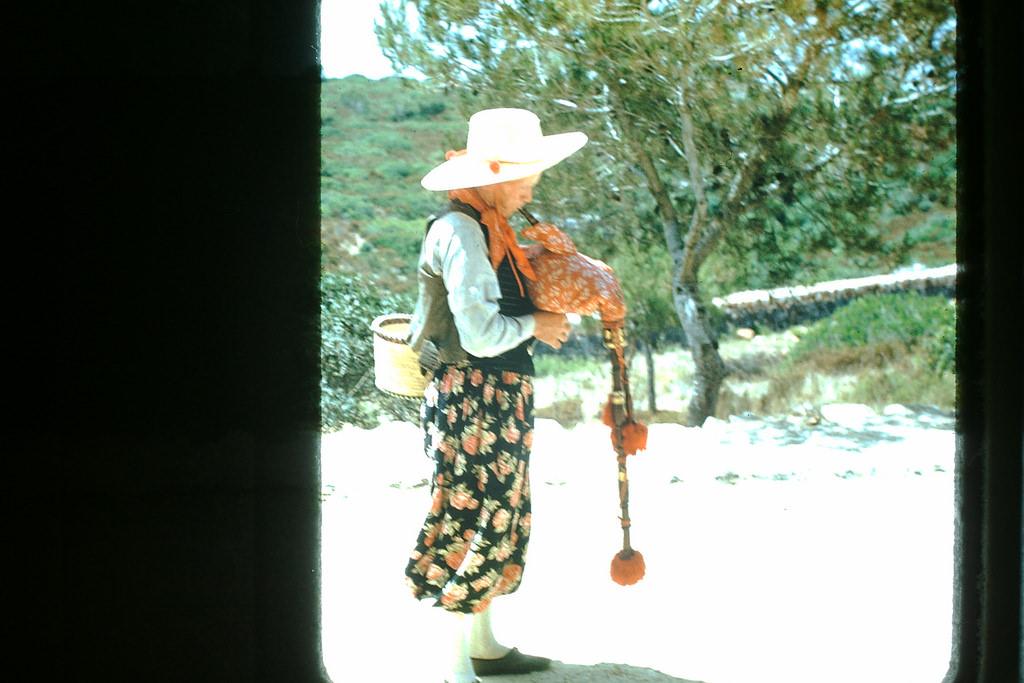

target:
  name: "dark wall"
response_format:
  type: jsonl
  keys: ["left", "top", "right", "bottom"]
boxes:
{"left": 8, "top": 2, "right": 1020, "bottom": 682}
{"left": 12, "top": 3, "right": 325, "bottom": 682}
{"left": 951, "top": 2, "right": 1023, "bottom": 681}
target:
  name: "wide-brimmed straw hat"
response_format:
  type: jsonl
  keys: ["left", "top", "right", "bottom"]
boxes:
{"left": 421, "top": 108, "right": 588, "bottom": 191}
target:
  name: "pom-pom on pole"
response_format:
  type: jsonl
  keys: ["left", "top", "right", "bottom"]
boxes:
{"left": 602, "top": 402, "right": 647, "bottom": 456}
{"left": 610, "top": 548, "right": 646, "bottom": 586}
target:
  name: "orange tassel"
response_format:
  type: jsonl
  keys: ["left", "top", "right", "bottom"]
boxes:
{"left": 621, "top": 420, "right": 648, "bottom": 455}
{"left": 602, "top": 399, "right": 614, "bottom": 427}
{"left": 610, "top": 549, "right": 645, "bottom": 586}
{"left": 606, "top": 416, "right": 648, "bottom": 455}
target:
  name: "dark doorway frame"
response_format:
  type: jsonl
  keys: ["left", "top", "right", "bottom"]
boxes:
{"left": 12, "top": 1, "right": 1018, "bottom": 681}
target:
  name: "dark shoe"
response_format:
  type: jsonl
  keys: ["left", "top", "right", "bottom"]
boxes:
{"left": 471, "top": 647, "right": 551, "bottom": 676}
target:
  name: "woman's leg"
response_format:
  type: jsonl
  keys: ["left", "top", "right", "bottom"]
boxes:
{"left": 442, "top": 612, "right": 478, "bottom": 683}
{"left": 466, "top": 601, "right": 552, "bottom": 675}
{"left": 467, "top": 604, "right": 511, "bottom": 660}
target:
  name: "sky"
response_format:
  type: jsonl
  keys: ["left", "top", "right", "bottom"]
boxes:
{"left": 319, "top": 0, "right": 398, "bottom": 79}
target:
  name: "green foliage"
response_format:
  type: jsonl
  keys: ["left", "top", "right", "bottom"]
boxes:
{"left": 533, "top": 316, "right": 957, "bottom": 421}
{"left": 789, "top": 291, "right": 955, "bottom": 373}
{"left": 533, "top": 352, "right": 603, "bottom": 379}
{"left": 373, "top": 159, "right": 421, "bottom": 182}
{"left": 843, "top": 356, "right": 955, "bottom": 409}
{"left": 322, "top": 158, "right": 364, "bottom": 180}
{"left": 321, "top": 192, "right": 375, "bottom": 221}
{"left": 606, "top": 244, "right": 676, "bottom": 343}
{"left": 376, "top": 0, "right": 956, "bottom": 292}
{"left": 323, "top": 4, "right": 957, "bottom": 422}
{"left": 925, "top": 301, "right": 957, "bottom": 377}
{"left": 321, "top": 75, "right": 463, "bottom": 287}
{"left": 367, "top": 130, "right": 416, "bottom": 153}
{"left": 362, "top": 218, "right": 424, "bottom": 265}
{"left": 899, "top": 211, "right": 956, "bottom": 250}
{"left": 320, "top": 269, "right": 418, "bottom": 431}
{"left": 319, "top": 68, "right": 954, "bottom": 321}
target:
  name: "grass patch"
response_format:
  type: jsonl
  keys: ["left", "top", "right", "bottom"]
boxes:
{"left": 531, "top": 292, "right": 956, "bottom": 426}
{"left": 534, "top": 335, "right": 954, "bottom": 426}
{"left": 323, "top": 289, "right": 955, "bottom": 430}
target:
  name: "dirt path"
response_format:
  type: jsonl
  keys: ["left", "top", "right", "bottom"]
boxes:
{"left": 320, "top": 417, "right": 954, "bottom": 683}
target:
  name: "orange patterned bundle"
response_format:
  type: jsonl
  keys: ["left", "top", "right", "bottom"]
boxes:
{"left": 519, "top": 221, "right": 626, "bottom": 328}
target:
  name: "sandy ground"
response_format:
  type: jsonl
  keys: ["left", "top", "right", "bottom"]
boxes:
{"left": 319, "top": 411, "right": 955, "bottom": 683}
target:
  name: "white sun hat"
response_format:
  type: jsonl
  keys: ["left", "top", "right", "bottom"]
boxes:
{"left": 421, "top": 108, "right": 588, "bottom": 191}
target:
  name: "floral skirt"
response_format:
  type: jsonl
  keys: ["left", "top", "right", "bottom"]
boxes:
{"left": 405, "top": 363, "right": 535, "bottom": 614}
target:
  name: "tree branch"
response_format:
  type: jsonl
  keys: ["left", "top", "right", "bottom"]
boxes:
{"left": 695, "top": 9, "right": 834, "bottom": 268}
{"left": 606, "top": 84, "right": 685, "bottom": 261}
{"left": 674, "top": 40, "right": 711, "bottom": 277}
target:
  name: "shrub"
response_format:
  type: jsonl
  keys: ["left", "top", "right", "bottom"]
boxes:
{"left": 363, "top": 219, "right": 423, "bottom": 264}
{"left": 320, "top": 270, "right": 417, "bottom": 431}
{"left": 926, "top": 301, "right": 956, "bottom": 376}
{"left": 367, "top": 130, "right": 415, "bottom": 153}
{"left": 393, "top": 191, "right": 446, "bottom": 221}
{"left": 322, "top": 159, "right": 369, "bottom": 182}
{"left": 321, "top": 193, "right": 375, "bottom": 221}
{"left": 846, "top": 360, "right": 955, "bottom": 408}
{"left": 900, "top": 210, "right": 955, "bottom": 250}
{"left": 789, "top": 291, "right": 954, "bottom": 361}
{"left": 374, "top": 160, "right": 418, "bottom": 181}
{"left": 777, "top": 291, "right": 957, "bottom": 411}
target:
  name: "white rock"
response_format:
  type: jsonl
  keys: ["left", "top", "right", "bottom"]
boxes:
{"left": 883, "top": 404, "right": 915, "bottom": 417}
{"left": 820, "top": 403, "right": 877, "bottom": 429}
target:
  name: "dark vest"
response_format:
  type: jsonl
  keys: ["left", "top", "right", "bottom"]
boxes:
{"left": 436, "top": 200, "right": 535, "bottom": 374}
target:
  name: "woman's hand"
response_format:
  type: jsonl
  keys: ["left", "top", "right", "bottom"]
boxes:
{"left": 533, "top": 310, "right": 571, "bottom": 349}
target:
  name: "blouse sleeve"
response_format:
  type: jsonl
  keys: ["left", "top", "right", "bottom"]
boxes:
{"left": 426, "top": 213, "right": 537, "bottom": 357}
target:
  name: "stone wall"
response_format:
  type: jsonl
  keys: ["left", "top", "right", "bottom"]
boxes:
{"left": 535, "top": 263, "right": 957, "bottom": 358}
{"left": 711, "top": 263, "right": 956, "bottom": 332}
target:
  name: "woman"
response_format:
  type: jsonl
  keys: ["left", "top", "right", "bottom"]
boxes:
{"left": 405, "top": 108, "right": 587, "bottom": 683}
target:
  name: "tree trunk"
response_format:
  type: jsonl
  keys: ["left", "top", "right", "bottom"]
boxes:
{"left": 675, "top": 281, "right": 726, "bottom": 427}
{"left": 642, "top": 338, "right": 657, "bottom": 413}
{"left": 608, "top": 96, "right": 727, "bottom": 427}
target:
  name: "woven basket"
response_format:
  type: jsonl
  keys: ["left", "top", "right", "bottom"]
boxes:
{"left": 370, "top": 314, "right": 431, "bottom": 398}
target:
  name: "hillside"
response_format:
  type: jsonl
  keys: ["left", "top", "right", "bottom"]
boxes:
{"left": 321, "top": 75, "right": 464, "bottom": 295}
{"left": 320, "top": 75, "right": 955, "bottom": 303}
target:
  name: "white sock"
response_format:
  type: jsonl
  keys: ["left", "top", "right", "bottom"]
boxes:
{"left": 468, "top": 604, "right": 511, "bottom": 660}
{"left": 443, "top": 612, "right": 477, "bottom": 683}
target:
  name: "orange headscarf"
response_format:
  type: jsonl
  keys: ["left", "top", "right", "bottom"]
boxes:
{"left": 442, "top": 150, "right": 537, "bottom": 285}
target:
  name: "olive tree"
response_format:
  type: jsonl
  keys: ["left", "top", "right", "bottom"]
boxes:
{"left": 377, "top": 0, "right": 955, "bottom": 425}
